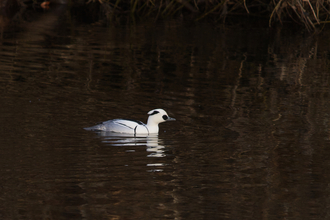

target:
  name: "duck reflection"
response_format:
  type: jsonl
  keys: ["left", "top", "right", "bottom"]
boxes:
{"left": 93, "top": 132, "right": 167, "bottom": 170}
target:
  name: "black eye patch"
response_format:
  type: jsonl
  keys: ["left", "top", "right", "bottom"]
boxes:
{"left": 149, "top": 111, "right": 159, "bottom": 116}
{"left": 162, "top": 115, "right": 168, "bottom": 120}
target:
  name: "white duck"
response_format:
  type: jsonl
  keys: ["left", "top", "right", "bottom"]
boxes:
{"left": 84, "top": 109, "right": 175, "bottom": 135}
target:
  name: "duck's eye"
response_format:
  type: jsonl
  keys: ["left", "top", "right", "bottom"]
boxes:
{"left": 162, "top": 115, "right": 168, "bottom": 120}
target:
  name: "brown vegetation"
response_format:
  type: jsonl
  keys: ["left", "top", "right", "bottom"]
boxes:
{"left": 92, "top": 0, "right": 330, "bottom": 31}
{"left": 1, "top": 0, "right": 330, "bottom": 31}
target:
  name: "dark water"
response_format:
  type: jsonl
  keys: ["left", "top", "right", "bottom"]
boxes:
{"left": 1, "top": 5, "right": 330, "bottom": 220}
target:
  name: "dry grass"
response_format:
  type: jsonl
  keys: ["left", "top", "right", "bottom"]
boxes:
{"left": 93, "top": 0, "right": 330, "bottom": 30}
{"left": 269, "top": 0, "right": 326, "bottom": 31}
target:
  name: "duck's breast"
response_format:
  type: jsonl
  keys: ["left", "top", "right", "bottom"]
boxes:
{"left": 134, "top": 124, "right": 149, "bottom": 134}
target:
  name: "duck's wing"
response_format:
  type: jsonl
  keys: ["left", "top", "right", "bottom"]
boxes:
{"left": 84, "top": 119, "right": 145, "bottom": 134}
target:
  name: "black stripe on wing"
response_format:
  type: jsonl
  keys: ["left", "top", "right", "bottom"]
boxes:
{"left": 116, "top": 122, "right": 135, "bottom": 129}
{"left": 116, "top": 119, "right": 144, "bottom": 125}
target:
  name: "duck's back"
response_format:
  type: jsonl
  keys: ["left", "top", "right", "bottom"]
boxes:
{"left": 84, "top": 119, "right": 149, "bottom": 134}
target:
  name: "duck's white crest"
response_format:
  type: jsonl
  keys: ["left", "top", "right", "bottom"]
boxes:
{"left": 84, "top": 108, "right": 175, "bottom": 135}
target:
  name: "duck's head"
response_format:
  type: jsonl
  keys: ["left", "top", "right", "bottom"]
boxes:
{"left": 147, "top": 109, "right": 176, "bottom": 125}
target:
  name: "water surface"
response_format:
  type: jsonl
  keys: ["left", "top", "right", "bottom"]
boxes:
{"left": 1, "top": 6, "right": 330, "bottom": 220}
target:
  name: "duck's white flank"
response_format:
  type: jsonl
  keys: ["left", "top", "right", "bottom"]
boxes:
{"left": 84, "top": 109, "right": 175, "bottom": 135}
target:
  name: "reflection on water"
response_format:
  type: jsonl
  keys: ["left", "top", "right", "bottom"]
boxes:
{"left": 2, "top": 6, "right": 330, "bottom": 219}
{"left": 95, "top": 132, "right": 167, "bottom": 170}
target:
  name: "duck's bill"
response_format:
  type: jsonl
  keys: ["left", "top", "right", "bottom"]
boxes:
{"left": 167, "top": 117, "right": 176, "bottom": 121}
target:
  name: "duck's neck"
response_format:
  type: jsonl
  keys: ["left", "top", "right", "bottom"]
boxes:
{"left": 146, "top": 119, "right": 159, "bottom": 134}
